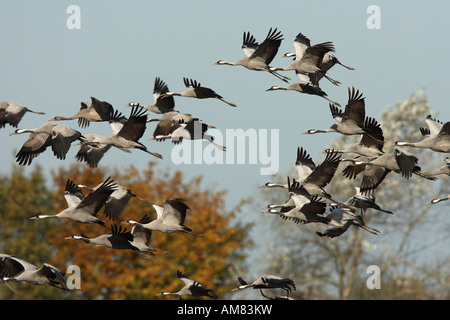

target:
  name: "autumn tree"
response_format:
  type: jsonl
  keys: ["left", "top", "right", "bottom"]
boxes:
{"left": 49, "top": 162, "right": 252, "bottom": 299}
{"left": 0, "top": 165, "right": 60, "bottom": 299}
{"left": 0, "top": 162, "right": 252, "bottom": 300}
{"left": 254, "top": 90, "right": 450, "bottom": 300}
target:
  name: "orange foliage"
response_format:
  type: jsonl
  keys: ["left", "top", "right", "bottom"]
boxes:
{"left": 47, "top": 162, "right": 251, "bottom": 299}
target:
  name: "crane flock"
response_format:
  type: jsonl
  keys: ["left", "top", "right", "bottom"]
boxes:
{"left": 1, "top": 27, "right": 449, "bottom": 300}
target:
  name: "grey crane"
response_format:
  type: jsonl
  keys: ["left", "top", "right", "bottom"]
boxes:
{"left": 92, "top": 107, "right": 163, "bottom": 159}
{"left": 0, "top": 100, "right": 45, "bottom": 128}
{"left": 262, "top": 197, "right": 295, "bottom": 212}
{"left": 309, "top": 49, "right": 354, "bottom": 85}
{"left": 341, "top": 155, "right": 391, "bottom": 195}
{"left": 150, "top": 118, "right": 226, "bottom": 151}
{"left": 341, "top": 155, "right": 373, "bottom": 181}
{"left": 260, "top": 146, "right": 316, "bottom": 189}
{"left": 346, "top": 187, "right": 394, "bottom": 215}
{"left": 128, "top": 215, "right": 166, "bottom": 258}
{"left": 122, "top": 198, "right": 206, "bottom": 238}
{"left": 415, "top": 114, "right": 445, "bottom": 140}
{"left": 147, "top": 111, "right": 196, "bottom": 141}
{"left": 232, "top": 274, "right": 296, "bottom": 299}
{"left": 421, "top": 157, "right": 450, "bottom": 178}
{"left": 150, "top": 120, "right": 185, "bottom": 143}
{"left": 128, "top": 77, "right": 176, "bottom": 114}
{"left": 213, "top": 27, "right": 290, "bottom": 83}
{"left": 302, "top": 87, "right": 371, "bottom": 137}
{"left": 300, "top": 148, "right": 342, "bottom": 201}
{"left": 66, "top": 221, "right": 161, "bottom": 259}
{"left": 77, "top": 182, "right": 150, "bottom": 222}
{"left": 162, "top": 77, "right": 237, "bottom": 107}
{"left": 270, "top": 32, "right": 338, "bottom": 86}
{"left": 338, "top": 117, "right": 384, "bottom": 180}
{"left": 9, "top": 122, "right": 86, "bottom": 166}
{"left": 353, "top": 147, "right": 437, "bottom": 195}
{"left": 31, "top": 177, "right": 117, "bottom": 227}
{"left": 427, "top": 193, "right": 450, "bottom": 205}
{"left": 147, "top": 110, "right": 193, "bottom": 124}
{"left": 65, "top": 224, "right": 134, "bottom": 249}
{"left": 49, "top": 97, "right": 115, "bottom": 128}
{"left": 333, "top": 117, "right": 385, "bottom": 181}
{"left": 284, "top": 177, "right": 328, "bottom": 224}
{"left": 281, "top": 49, "right": 355, "bottom": 72}
{"left": 395, "top": 115, "right": 450, "bottom": 153}
{"left": 316, "top": 206, "right": 380, "bottom": 238}
{"left": 281, "top": 51, "right": 355, "bottom": 71}
{"left": 265, "top": 72, "right": 341, "bottom": 106}
{"left": 147, "top": 109, "right": 196, "bottom": 136}
{"left": 75, "top": 133, "right": 118, "bottom": 168}
{"left": 0, "top": 254, "right": 68, "bottom": 291}
{"left": 327, "top": 116, "right": 385, "bottom": 158}
{"left": 280, "top": 34, "right": 354, "bottom": 86}
{"left": 295, "top": 146, "right": 317, "bottom": 184}
{"left": 264, "top": 177, "right": 328, "bottom": 225}
{"left": 160, "top": 270, "right": 218, "bottom": 299}
{"left": 74, "top": 111, "right": 141, "bottom": 167}
{"left": 259, "top": 180, "right": 289, "bottom": 189}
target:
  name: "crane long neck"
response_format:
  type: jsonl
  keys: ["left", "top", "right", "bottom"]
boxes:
{"left": 160, "top": 291, "right": 179, "bottom": 296}
{"left": 267, "top": 204, "right": 283, "bottom": 208}
{"left": 264, "top": 182, "right": 287, "bottom": 188}
{"left": 51, "top": 116, "right": 78, "bottom": 121}
{"left": 239, "top": 284, "right": 253, "bottom": 290}
{"left": 215, "top": 60, "right": 237, "bottom": 66}
{"left": 77, "top": 184, "right": 95, "bottom": 191}
{"left": 165, "top": 92, "right": 182, "bottom": 97}
{"left": 395, "top": 141, "right": 415, "bottom": 147}
{"left": 124, "top": 220, "right": 144, "bottom": 228}
{"left": 31, "top": 214, "right": 58, "bottom": 219}
{"left": 10, "top": 129, "right": 34, "bottom": 136}
{"left": 315, "top": 128, "right": 335, "bottom": 133}
{"left": 65, "top": 235, "right": 91, "bottom": 243}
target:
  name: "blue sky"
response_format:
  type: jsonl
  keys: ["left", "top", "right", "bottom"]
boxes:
{"left": 1, "top": 0, "right": 449, "bottom": 217}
